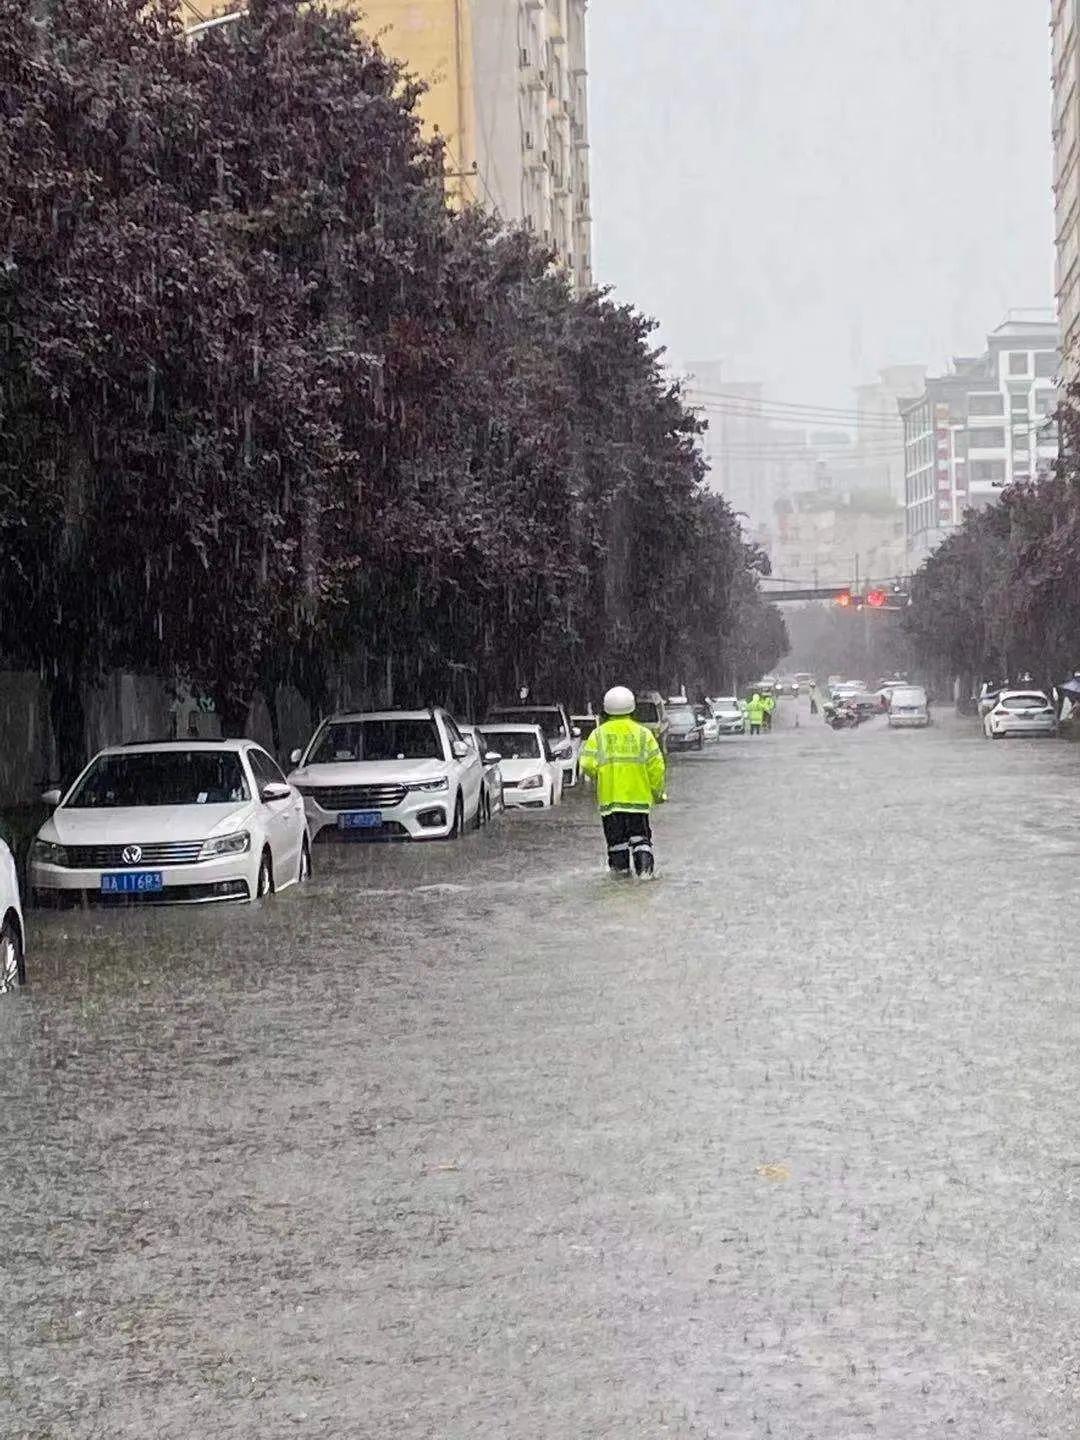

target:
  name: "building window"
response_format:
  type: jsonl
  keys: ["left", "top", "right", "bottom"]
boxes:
{"left": 1034, "top": 351, "right": 1058, "bottom": 378}
{"left": 970, "top": 459, "right": 1006, "bottom": 482}
{"left": 968, "top": 392, "right": 1004, "bottom": 416}
{"left": 1034, "top": 390, "right": 1057, "bottom": 416}
{"left": 968, "top": 427, "right": 1005, "bottom": 449}
{"left": 1008, "top": 352, "right": 1030, "bottom": 375}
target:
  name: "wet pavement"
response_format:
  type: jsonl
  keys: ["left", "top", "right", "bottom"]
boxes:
{"left": 6, "top": 699, "right": 1080, "bottom": 1438}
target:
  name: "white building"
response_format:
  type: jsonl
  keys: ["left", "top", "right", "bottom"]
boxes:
{"left": 902, "top": 313, "right": 1059, "bottom": 568}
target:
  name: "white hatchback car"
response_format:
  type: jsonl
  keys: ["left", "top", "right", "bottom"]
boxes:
{"left": 887, "top": 686, "right": 930, "bottom": 728}
{"left": 708, "top": 697, "right": 746, "bottom": 735}
{"left": 288, "top": 709, "right": 483, "bottom": 840}
{"left": 30, "top": 741, "right": 310, "bottom": 905}
{"left": 478, "top": 724, "right": 564, "bottom": 809}
{"left": 983, "top": 690, "right": 1058, "bottom": 739}
{"left": 0, "top": 837, "right": 26, "bottom": 992}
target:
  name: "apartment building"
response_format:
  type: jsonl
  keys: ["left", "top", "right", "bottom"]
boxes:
{"left": 180, "top": 1, "right": 592, "bottom": 291}
{"left": 1053, "top": 0, "right": 1080, "bottom": 378}
{"left": 902, "top": 313, "right": 1059, "bottom": 568}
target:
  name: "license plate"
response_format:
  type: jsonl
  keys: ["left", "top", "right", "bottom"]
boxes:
{"left": 101, "top": 871, "right": 164, "bottom": 894}
{"left": 338, "top": 811, "right": 382, "bottom": 830}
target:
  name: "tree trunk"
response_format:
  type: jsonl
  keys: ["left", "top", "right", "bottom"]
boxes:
{"left": 216, "top": 691, "right": 251, "bottom": 739}
{"left": 49, "top": 669, "right": 86, "bottom": 787}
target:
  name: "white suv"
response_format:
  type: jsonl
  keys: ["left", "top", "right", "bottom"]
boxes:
{"left": 288, "top": 709, "right": 483, "bottom": 841}
{"left": 30, "top": 740, "right": 311, "bottom": 905}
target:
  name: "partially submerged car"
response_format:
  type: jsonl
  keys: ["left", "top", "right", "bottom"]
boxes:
{"left": 31, "top": 740, "right": 310, "bottom": 904}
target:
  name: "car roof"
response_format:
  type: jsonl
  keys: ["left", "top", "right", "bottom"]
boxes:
{"left": 487, "top": 704, "right": 562, "bottom": 712}
{"left": 479, "top": 721, "right": 545, "bottom": 732}
{"left": 109, "top": 739, "right": 252, "bottom": 754}
{"left": 999, "top": 689, "right": 1048, "bottom": 699}
{"left": 321, "top": 710, "right": 443, "bottom": 723}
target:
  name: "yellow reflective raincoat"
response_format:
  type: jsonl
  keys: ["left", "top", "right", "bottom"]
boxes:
{"left": 579, "top": 717, "right": 667, "bottom": 817}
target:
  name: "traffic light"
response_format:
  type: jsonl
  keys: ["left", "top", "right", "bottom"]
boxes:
{"left": 866, "top": 588, "right": 887, "bottom": 608}
{"left": 836, "top": 590, "right": 852, "bottom": 608}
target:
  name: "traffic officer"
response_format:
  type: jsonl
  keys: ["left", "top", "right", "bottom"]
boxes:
{"left": 746, "top": 692, "right": 765, "bottom": 735}
{"left": 579, "top": 686, "right": 666, "bottom": 877}
{"left": 762, "top": 691, "right": 776, "bottom": 732}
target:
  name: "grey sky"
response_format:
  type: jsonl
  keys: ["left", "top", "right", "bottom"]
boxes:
{"left": 588, "top": 0, "right": 1055, "bottom": 406}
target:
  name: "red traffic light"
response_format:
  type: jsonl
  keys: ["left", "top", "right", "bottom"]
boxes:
{"left": 836, "top": 590, "right": 852, "bottom": 607}
{"left": 866, "top": 589, "right": 887, "bottom": 608}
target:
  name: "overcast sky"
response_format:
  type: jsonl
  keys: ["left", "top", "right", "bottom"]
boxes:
{"left": 587, "top": 0, "right": 1055, "bottom": 407}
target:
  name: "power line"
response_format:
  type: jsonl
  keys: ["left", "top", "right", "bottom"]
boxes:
{"left": 686, "top": 385, "right": 907, "bottom": 420}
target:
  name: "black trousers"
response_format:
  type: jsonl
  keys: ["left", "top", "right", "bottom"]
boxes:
{"left": 602, "top": 811, "right": 654, "bottom": 875}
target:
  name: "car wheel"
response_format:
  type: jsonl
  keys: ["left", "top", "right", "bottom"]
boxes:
{"left": 0, "top": 913, "right": 25, "bottom": 993}
{"left": 696, "top": 733, "right": 705, "bottom": 751}
{"left": 298, "top": 836, "right": 312, "bottom": 883}
{"left": 256, "top": 849, "right": 274, "bottom": 898}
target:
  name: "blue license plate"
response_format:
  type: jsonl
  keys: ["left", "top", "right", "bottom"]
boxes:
{"left": 338, "top": 811, "right": 382, "bottom": 831}
{"left": 101, "top": 871, "right": 164, "bottom": 894}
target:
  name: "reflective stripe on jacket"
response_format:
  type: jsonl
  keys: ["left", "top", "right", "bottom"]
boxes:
{"left": 579, "top": 717, "right": 666, "bottom": 816}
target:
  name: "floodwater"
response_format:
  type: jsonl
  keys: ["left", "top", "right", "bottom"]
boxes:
{"left": 5, "top": 701, "right": 1080, "bottom": 1438}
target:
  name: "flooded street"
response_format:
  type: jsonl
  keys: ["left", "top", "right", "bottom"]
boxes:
{"left": 6, "top": 701, "right": 1080, "bottom": 1438}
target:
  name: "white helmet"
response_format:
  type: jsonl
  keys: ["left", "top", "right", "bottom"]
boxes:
{"left": 603, "top": 685, "right": 636, "bottom": 716}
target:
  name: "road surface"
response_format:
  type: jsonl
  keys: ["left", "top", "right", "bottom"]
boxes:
{"left": 5, "top": 701, "right": 1080, "bottom": 1438}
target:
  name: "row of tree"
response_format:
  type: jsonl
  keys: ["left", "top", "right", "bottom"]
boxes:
{"left": 0, "top": 0, "right": 786, "bottom": 772}
{"left": 905, "top": 395, "right": 1080, "bottom": 695}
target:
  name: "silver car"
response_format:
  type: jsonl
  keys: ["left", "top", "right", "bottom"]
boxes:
{"left": 887, "top": 686, "right": 930, "bottom": 728}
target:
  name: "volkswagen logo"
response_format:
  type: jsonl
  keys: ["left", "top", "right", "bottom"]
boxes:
{"left": 121, "top": 845, "right": 143, "bottom": 865}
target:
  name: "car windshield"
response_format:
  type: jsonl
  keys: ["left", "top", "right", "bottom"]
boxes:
{"left": 308, "top": 719, "right": 443, "bottom": 763}
{"left": 1002, "top": 694, "right": 1047, "bottom": 710}
{"left": 487, "top": 709, "right": 564, "bottom": 739}
{"left": 891, "top": 690, "right": 925, "bottom": 705}
{"left": 66, "top": 751, "right": 250, "bottom": 808}
{"left": 481, "top": 729, "right": 541, "bottom": 760}
{"left": 636, "top": 702, "right": 659, "bottom": 723}
{"left": 668, "top": 706, "right": 695, "bottom": 722}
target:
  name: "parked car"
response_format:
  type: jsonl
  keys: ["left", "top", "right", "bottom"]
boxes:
{"left": 708, "top": 696, "right": 746, "bottom": 735}
{"left": 30, "top": 740, "right": 310, "bottom": 905}
{"left": 478, "top": 724, "right": 564, "bottom": 809}
{"left": 983, "top": 690, "right": 1058, "bottom": 740}
{"left": 634, "top": 691, "right": 670, "bottom": 754}
{"left": 483, "top": 704, "right": 579, "bottom": 787}
{"left": 571, "top": 713, "right": 599, "bottom": 743}
{"left": 666, "top": 702, "right": 705, "bottom": 751}
{"left": 775, "top": 676, "right": 797, "bottom": 696}
{"left": 887, "top": 686, "right": 930, "bottom": 728}
{"left": 0, "top": 836, "right": 26, "bottom": 992}
{"left": 460, "top": 724, "right": 504, "bottom": 825}
{"left": 289, "top": 709, "right": 483, "bottom": 840}
{"left": 696, "top": 704, "right": 720, "bottom": 742}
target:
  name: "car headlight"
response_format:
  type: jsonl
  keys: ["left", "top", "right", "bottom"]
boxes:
{"left": 31, "top": 839, "right": 68, "bottom": 866}
{"left": 407, "top": 776, "right": 449, "bottom": 794}
{"left": 198, "top": 830, "right": 251, "bottom": 860}
{"left": 520, "top": 774, "right": 545, "bottom": 790}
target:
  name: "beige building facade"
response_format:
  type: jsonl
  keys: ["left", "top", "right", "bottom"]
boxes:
{"left": 1053, "top": 0, "right": 1080, "bottom": 378}
{"left": 184, "top": 1, "right": 593, "bottom": 292}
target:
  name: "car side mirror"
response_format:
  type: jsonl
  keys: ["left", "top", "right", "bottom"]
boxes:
{"left": 289, "top": 748, "right": 303, "bottom": 766}
{"left": 484, "top": 750, "right": 502, "bottom": 765}
{"left": 41, "top": 788, "right": 62, "bottom": 808}
{"left": 451, "top": 740, "right": 471, "bottom": 760}
{"left": 260, "top": 781, "right": 292, "bottom": 803}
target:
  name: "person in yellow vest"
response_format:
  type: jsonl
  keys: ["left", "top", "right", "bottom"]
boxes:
{"left": 762, "top": 691, "right": 776, "bottom": 732}
{"left": 746, "top": 692, "right": 765, "bottom": 735}
{"left": 579, "top": 686, "right": 667, "bottom": 877}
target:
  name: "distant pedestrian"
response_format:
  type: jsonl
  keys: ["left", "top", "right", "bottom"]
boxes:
{"left": 809, "top": 682, "right": 819, "bottom": 716}
{"left": 579, "top": 686, "right": 667, "bottom": 878}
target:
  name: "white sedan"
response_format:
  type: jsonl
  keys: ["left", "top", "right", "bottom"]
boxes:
{"left": 0, "top": 837, "right": 26, "bottom": 992}
{"left": 288, "top": 709, "right": 483, "bottom": 840}
{"left": 983, "top": 690, "right": 1058, "bottom": 739}
{"left": 30, "top": 741, "right": 311, "bottom": 905}
{"left": 478, "top": 724, "right": 564, "bottom": 809}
